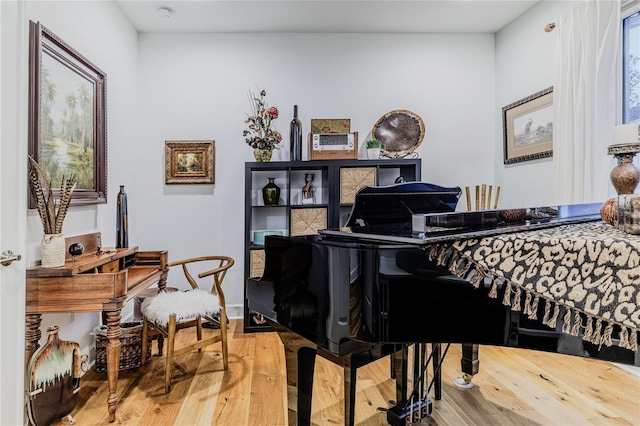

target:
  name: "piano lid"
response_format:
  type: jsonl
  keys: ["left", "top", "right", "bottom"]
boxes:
{"left": 412, "top": 203, "right": 602, "bottom": 236}
{"left": 345, "top": 181, "right": 462, "bottom": 233}
{"left": 322, "top": 202, "right": 603, "bottom": 246}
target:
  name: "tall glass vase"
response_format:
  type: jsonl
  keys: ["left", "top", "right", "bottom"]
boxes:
{"left": 116, "top": 185, "right": 128, "bottom": 248}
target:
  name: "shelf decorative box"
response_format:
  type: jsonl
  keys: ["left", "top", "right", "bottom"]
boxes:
{"left": 253, "top": 230, "right": 284, "bottom": 246}
{"left": 250, "top": 249, "right": 265, "bottom": 278}
{"left": 291, "top": 208, "right": 328, "bottom": 236}
{"left": 310, "top": 119, "right": 351, "bottom": 134}
{"left": 340, "top": 167, "right": 377, "bottom": 204}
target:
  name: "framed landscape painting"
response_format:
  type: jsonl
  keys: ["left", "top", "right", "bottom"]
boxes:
{"left": 503, "top": 87, "right": 554, "bottom": 164}
{"left": 28, "top": 21, "right": 107, "bottom": 207}
{"left": 165, "top": 140, "right": 215, "bottom": 184}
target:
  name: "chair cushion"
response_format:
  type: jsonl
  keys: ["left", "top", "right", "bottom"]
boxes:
{"left": 141, "top": 289, "right": 220, "bottom": 327}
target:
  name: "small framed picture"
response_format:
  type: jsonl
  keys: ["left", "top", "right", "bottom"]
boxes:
{"left": 503, "top": 87, "right": 554, "bottom": 164}
{"left": 164, "top": 140, "right": 215, "bottom": 184}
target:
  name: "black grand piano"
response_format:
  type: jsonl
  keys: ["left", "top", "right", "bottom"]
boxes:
{"left": 246, "top": 182, "right": 639, "bottom": 425}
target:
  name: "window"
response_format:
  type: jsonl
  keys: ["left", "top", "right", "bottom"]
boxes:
{"left": 622, "top": 7, "right": 640, "bottom": 123}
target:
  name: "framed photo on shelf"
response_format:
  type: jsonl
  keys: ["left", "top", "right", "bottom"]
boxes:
{"left": 165, "top": 140, "right": 215, "bottom": 184}
{"left": 503, "top": 86, "right": 554, "bottom": 164}
{"left": 28, "top": 21, "right": 107, "bottom": 207}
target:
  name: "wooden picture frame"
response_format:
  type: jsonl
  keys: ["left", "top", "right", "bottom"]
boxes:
{"left": 28, "top": 21, "right": 107, "bottom": 207}
{"left": 503, "top": 87, "right": 554, "bottom": 164}
{"left": 165, "top": 140, "right": 215, "bottom": 184}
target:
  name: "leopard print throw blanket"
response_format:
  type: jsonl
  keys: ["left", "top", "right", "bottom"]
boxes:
{"left": 428, "top": 221, "right": 639, "bottom": 352}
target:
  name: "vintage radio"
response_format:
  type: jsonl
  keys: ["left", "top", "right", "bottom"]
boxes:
{"left": 308, "top": 132, "right": 358, "bottom": 160}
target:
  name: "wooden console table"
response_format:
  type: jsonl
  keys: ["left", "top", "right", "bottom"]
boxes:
{"left": 25, "top": 233, "right": 168, "bottom": 423}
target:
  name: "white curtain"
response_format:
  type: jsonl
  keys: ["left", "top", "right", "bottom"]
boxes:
{"left": 554, "top": 0, "right": 621, "bottom": 204}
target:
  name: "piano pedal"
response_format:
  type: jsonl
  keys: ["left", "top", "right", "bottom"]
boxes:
{"left": 386, "top": 398, "right": 433, "bottom": 425}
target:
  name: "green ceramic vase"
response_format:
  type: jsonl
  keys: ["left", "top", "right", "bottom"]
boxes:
{"left": 262, "top": 177, "right": 280, "bottom": 205}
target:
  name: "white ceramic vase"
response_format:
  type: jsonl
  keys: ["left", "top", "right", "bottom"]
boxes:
{"left": 367, "top": 147, "right": 381, "bottom": 160}
{"left": 41, "top": 233, "right": 65, "bottom": 267}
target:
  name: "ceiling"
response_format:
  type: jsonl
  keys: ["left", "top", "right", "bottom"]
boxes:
{"left": 115, "top": 0, "right": 540, "bottom": 33}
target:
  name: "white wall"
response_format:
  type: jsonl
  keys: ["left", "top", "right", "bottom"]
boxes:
{"left": 24, "top": 0, "right": 139, "bottom": 353}
{"left": 495, "top": 1, "right": 579, "bottom": 208}
{"left": 135, "top": 32, "right": 497, "bottom": 314}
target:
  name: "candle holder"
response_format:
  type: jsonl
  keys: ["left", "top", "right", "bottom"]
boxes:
{"left": 607, "top": 143, "right": 640, "bottom": 195}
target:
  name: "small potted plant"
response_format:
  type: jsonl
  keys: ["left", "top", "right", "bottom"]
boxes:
{"left": 365, "top": 139, "right": 381, "bottom": 159}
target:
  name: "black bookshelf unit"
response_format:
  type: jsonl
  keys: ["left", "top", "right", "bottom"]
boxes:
{"left": 243, "top": 158, "right": 421, "bottom": 332}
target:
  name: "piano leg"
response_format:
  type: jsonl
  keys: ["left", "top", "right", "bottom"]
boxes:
{"left": 392, "top": 346, "right": 409, "bottom": 407}
{"left": 271, "top": 323, "right": 318, "bottom": 425}
{"left": 296, "top": 347, "right": 317, "bottom": 425}
{"left": 453, "top": 343, "right": 479, "bottom": 389}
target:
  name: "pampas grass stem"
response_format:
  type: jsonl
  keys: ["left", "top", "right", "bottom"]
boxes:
{"left": 28, "top": 156, "right": 76, "bottom": 235}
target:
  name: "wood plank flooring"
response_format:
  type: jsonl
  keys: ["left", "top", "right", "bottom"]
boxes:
{"left": 53, "top": 319, "right": 639, "bottom": 425}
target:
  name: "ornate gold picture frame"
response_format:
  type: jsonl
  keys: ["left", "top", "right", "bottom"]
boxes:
{"left": 165, "top": 140, "right": 215, "bottom": 184}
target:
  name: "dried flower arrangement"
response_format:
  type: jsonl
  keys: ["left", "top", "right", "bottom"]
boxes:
{"left": 243, "top": 89, "right": 282, "bottom": 151}
{"left": 28, "top": 156, "right": 76, "bottom": 235}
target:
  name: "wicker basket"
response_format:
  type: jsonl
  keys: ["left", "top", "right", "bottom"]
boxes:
{"left": 94, "top": 321, "right": 151, "bottom": 373}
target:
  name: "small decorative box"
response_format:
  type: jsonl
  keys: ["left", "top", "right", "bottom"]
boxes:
{"left": 310, "top": 119, "right": 350, "bottom": 134}
{"left": 252, "top": 230, "right": 283, "bottom": 246}
{"left": 616, "top": 194, "right": 640, "bottom": 235}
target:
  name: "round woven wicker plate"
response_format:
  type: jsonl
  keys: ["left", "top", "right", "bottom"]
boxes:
{"left": 372, "top": 109, "right": 425, "bottom": 158}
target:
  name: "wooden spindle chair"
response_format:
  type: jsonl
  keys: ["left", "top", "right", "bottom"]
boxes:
{"left": 141, "top": 256, "right": 234, "bottom": 393}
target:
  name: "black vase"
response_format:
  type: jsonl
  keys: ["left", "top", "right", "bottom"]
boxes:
{"left": 116, "top": 185, "right": 128, "bottom": 248}
{"left": 262, "top": 178, "right": 280, "bottom": 206}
